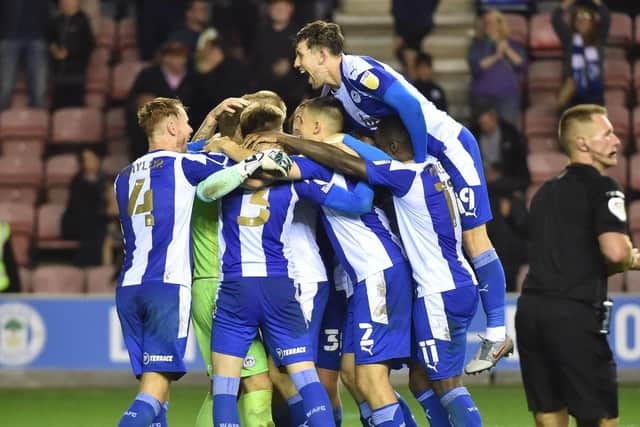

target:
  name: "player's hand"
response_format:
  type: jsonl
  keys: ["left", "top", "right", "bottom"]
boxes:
{"left": 259, "top": 149, "right": 293, "bottom": 177}
{"left": 204, "top": 134, "right": 232, "bottom": 153}
{"left": 631, "top": 247, "right": 640, "bottom": 270}
{"left": 244, "top": 131, "right": 285, "bottom": 150}
{"left": 206, "top": 97, "right": 250, "bottom": 123}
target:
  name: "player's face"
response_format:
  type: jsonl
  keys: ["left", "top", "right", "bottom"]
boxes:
{"left": 292, "top": 107, "right": 317, "bottom": 140}
{"left": 584, "top": 114, "right": 620, "bottom": 171}
{"left": 294, "top": 41, "right": 327, "bottom": 90}
{"left": 174, "top": 107, "right": 193, "bottom": 152}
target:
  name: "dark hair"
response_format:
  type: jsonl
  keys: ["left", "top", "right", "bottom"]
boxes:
{"left": 217, "top": 108, "right": 244, "bottom": 138}
{"left": 376, "top": 115, "right": 412, "bottom": 150}
{"left": 295, "top": 20, "right": 344, "bottom": 55}
{"left": 299, "top": 96, "right": 345, "bottom": 132}
{"left": 416, "top": 52, "right": 433, "bottom": 67}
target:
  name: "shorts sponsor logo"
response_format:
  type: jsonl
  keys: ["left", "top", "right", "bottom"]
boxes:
{"left": 0, "top": 302, "right": 46, "bottom": 366}
{"left": 243, "top": 355, "right": 256, "bottom": 369}
{"left": 143, "top": 352, "right": 174, "bottom": 365}
{"left": 124, "top": 411, "right": 137, "bottom": 418}
{"left": 275, "top": 346, "right": 306, "bottom": 359}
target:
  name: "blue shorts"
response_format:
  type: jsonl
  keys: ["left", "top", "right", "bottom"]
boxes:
{"left": 317, "top": 285, "right": 348, "bottom": 371}
{"left": 440, "top": 127, "right": 492, "bottom": 230}
{"left": 342, "top": 262, "right": 413, "bottom": 365}
{"left": 116, "top": 283, "right": 191, "bottom": 380}
{"left": 212, "top": 277, "right": 314, "bottom": 366}
{"left": 413, "top": 286, "right": 479, "bottom": 380}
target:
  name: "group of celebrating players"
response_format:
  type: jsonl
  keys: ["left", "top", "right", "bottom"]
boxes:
{"left": 114, "top": 20, "right": 514, "bottom": 427}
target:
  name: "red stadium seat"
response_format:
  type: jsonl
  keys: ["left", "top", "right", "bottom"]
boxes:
{"left": 31, "top": 265, "right": 85, "bottom": 293}
{"left": 105, "top": 108, "right": 126, "bottom": 140}
{"left": 604, "top": 155, "right": 627, "bottom": 189}
{"left": 85, "top": 63, "right": 111, "bottom": 95}
{"left": 524, "top": 106, "right": 557, "bottom": 139}
{"left": 107, "top": 137, "right": 129, "bottom": 156}
{"left": 0, "top": 107, "right": 50, "bottom": 140}
{"left": 604, "top": 58, "right": 631, "bottom": 91}
{"left": 50, "top": 107, "right": 103, "bottom": 145}
{"left": 608, "top": 272, "right": 625, "bottom": 292}
{"left": 0, "top": 202, "right": 35, "bottom": 266}
{"left": 527, "top": 152, "right": 569, "bottom": 184}
{"left": 636, "top": 15, "right": 640, "bottom": 45}
{"left": 110, "top": 61, "right": 146, "bottom": 102}
{"left": 529, "top": 13, "right": 562, "bottom": 58}
{"left": 97, "top": 17, "right": 116, "bottom": 49}
{"left": 527, "top": 60, "right": 563, "bottom": 92}
{"left": 527, "top": 136, "right": 559, "bottom": 153}
{"left": 0, "top": 155, "right": 43, "bottom": 203}
{"left": 88, "top": 47, "right": 112, "bottom": 67}
{"left": 604, "top": 89, "right": 626, "bottom": 107}
{"left": 504, "top": 13, "right": 528, "bottom": 46}
{"left": 45, "top": 153, "right": 79, "bottom": 189}
{"left": 19, "top": 267, "right": 31, "bottom": 292}
{"left": 608, "top": 12, "right": 632, "bottom": 47}
{"left": 629, "top": 154, "right": 640, "bottom": 192}
{"left": 102, "top": 154, "right": 129, "bottom": 178}
{"left": 117, "top": 17, "right": 137, "bottom": 50}
{"left": 629, "top": 200, "right": 640, "bottom": 233}
{"left": 85, "top": 92, "right": 106, "bottom": 109}
{"left": 627, "top": 270, "right": 640, "bottom": 292}
{"left": 527, "top": 91, "right": 557, "bottom": 109}
{"left": 1, "top": 138, "right": 46, "bottom": 158}
{"left": 120, "top": 47, "right": 140, "bottom": 62}
{"left": 36, "top": 203, "right": 80, "bottom": 250}
{"left": 86, "top": 265, "right": 117, "bottom": 293}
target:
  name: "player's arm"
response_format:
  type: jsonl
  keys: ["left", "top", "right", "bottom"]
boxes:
{"left": 296, "top": 179, "right": 373, "bottom": 216}
{"left": 190, "top": 97, "right": 249, "bottom": 144}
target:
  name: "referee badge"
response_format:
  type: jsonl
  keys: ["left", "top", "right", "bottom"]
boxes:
{"left": 607, "top": 196, "right": 626, "bottom": 222}
{"left": 360, "top": 71, "right": 379, "bottom": 90}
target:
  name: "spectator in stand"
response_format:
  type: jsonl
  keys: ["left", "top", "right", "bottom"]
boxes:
{"left": 190, "top": 29, "right": 253, "bottom": 129}
{"left": 211, "top": 0, "right": 260, "bottom": 61}
{"left": 412, "top": 51, "right": 448, "bottom": 112}
{"left": 392, "top": 0, "right": 440, "bottom": 81}
{"left": 0, "top": 0, "right": 51, "bottom": 110}
{"left": 553, "top": 0, "right": 610, "bottom": 110}
{"left": 167, "top": 0, "right": 211, "bottom": 58}
{"left": 0, "top": 222, "right": 21, "bottom": 293}
{"left": 252, "top": 0, "right": 306, "bottom": 115}
{"left": 468, "top": 9, "right": 526, "bottom": 127}
{"left": 48, "top": 0, "right": 95, "bottom": 110}
{"left": 604, "top": 0, "right": 640, "bottom": 16}
{"left": 470, "top": 104, "right": 530, "bottom": 195}
{"left": 62, "top": 149, "right": 110, "bottom": 266}
{"left": 135, "top": 0, "right": 189, "bottom": 61}
{"left": 79, "top": 0, "right": 100, "bottom": 34}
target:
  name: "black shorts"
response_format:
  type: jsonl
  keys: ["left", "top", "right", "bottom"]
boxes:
{"left": 515, "top": 294, "right": 618, "bottom": 420}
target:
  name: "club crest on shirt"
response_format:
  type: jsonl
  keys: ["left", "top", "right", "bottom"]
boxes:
{"left": 360, "top": 71, "right": 379, "bottom": 90}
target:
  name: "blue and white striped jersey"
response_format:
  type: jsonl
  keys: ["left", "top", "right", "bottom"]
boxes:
{"left": 296, "top": 157, "right": 407, "bottom": 285}
{"left": 366, "top": 158, "right": 477, "bottom": 296}
{"left": 218, "top": 180, "right": 333, "bottom": 280}
{"left": 114, "top": 150, "right": 229, "bottom": 288}
{"left": 288, "top": 200, "right": 328, "bottom": 284}
{"left": 325, "top": 54, "right": 463, "bottom": 163}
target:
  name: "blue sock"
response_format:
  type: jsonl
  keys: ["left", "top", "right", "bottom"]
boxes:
{"left": 359, "top": 401, "right": 373, "bottom": 426}
{"left": 334, "top": 405, "right": 343, "bottom": 426}
{"left": 473, "top": 249, "right": 506, "bottom": 334}
{"left": 150, "top": 401, "right": 168, "bottom": 427}
{"left": 212, "top": 375, "right": 240, "bottom": 427}
{"left": 119, "top": 392, "right": 161, "bottom": 427}
{"left": 287, "top": 393, "right": 307, "bottom": 427}
{"left": 290, "top": 369, "right": 335, "bottom": 426}
{"left": 415, "top": 389, "right": 451, "bottom": 426}
{"left": 440, "top": 387, "right": 482, "bottom": 427}
{"left": 395, "top": 391, "right": 418, "bottom": 427}
{"left": 371, "top": 402, "right": 405, "bottom": 427}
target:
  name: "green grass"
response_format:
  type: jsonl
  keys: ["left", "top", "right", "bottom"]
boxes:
{"left": 2, "top": 384, "right": 640, "bottom": 426}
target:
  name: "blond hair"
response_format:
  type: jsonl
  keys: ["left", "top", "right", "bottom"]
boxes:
{"left": 484, "top": 9, "right": 511, "bottom": 40}
{"left": 239, "top": 103, "right": 286, "bottom": 137}
{"left": 137, "top": 97, "right": 185, "bottom": 137}
{"left": 558, "top": 104, "right": 607, "bottom": 153}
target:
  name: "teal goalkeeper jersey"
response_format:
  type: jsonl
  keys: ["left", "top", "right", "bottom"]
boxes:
{"left": 191, "top": 197, "right": 220, "bottom": 281}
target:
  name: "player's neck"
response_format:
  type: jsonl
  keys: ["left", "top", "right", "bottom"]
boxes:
{"left": 326, "top": 55, "right": 343, "bottom": 89}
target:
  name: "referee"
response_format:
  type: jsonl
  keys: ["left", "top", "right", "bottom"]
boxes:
{"left": 515, "top": 104, "right": 640, "bottom": 427}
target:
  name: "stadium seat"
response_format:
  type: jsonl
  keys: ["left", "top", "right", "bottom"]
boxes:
{"left": 19, "top": 266, "right": 31, "bottom": 292}
{"left": 88, "top": 46, "right": 111, "bottom": 67}
{"left": 527, "top": 60, "right": 563, "bottom": 92}
{"left": 102, "top": 154, "right": 129, "bottom": 178}
{"left": 605, "top": 155, "right": 627, "bottom": 189}
{"left": 636, "top": 15, "right": 640, "bottom": 45}
{"left": 110, "top": 61, "right": 146, "bottom": 102}
{"left": 608, "top": 272, "right": 624, "bottom": 292}
{"left": 116, "top": 17, "right": 137, "bottom": 50}
{"left": 50, "top": 107, "right": 103, "bottom": 145}
{"left": 85, "top": 92, "right": 106, "bottom": 110}
{"left": 105, "top": 108, "right": 126, "bottom": 140}
{"left": 608, "top": 12, "right": 632, "bottom": 47}
{"left": 45, "top": 154, "right": 79, "bottom": 201}
{"left": 527, "top": 91, "right": 556, "bottom": 109}
{"left": 516, "top": 264, "right": 529, "bottom": 292}
{"left": 629, "top": 154, "right": 640, "bottom": 192}
{"left": 0, "top": 138, "right": 46, "bottom": 158}
{"left": 627, "top": 270, "right": 640, "bottom": 292}
{"left": 106, "top": 137, "right": 129, "bottom": 156}
{"left": 31, "top": 265, "right": 85, "bottom": 293}
{"left": 604, "top": 58, "right": 631, "bottom": 91}
{"left": 504, "top": 13, "right": 528, "bottom": 46}
{"left": 0, "top": 155, "right": 43, "bottom": 203}
{"left": 524, "top": 106, "right": 557, "bottom": 139}
{"left": 120, "top": 47, "right": 140, "bottom": 62}
{"left": 85, "top": 63, "right": 111, "bottom": 95}
{"left": 0, "top": 202, "right": 36, "bottom": 266}
{"left": 35, "top": 203, "right": 80, "bottom": 250}
{"left": 604, "top": 89, "right": 626, "bottom": 107}
{"left": 527, "top": 136, "right": 559, "bottom": 153}
{"left": 606, "top": 47, "right": 627, "bottom": 60}
{"left": 86, "top": 265, "right": 117, "bottom": 293}
{"left": 97, "top": 17, "right": 116, "bottom": 49}
{"left": 629, "top": 200, "right": 640, "bottom": 233}
{"left": 0, "top": 107, "right": 50, "bottom": 140}
{"left": 529, "top": 13, "right": 562, "bottom": 58}
{"left": 527, "top": 151, "right": 569, "bottom": 184}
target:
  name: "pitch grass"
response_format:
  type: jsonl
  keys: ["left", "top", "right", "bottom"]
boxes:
{"left": 2, "top": 384, "right": 640, "bottom": 427}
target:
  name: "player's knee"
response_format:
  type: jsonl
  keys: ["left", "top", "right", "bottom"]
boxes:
{"left": 408, "top": 364, "right": 431, "bottom": 395}
{"left": 241, "top": 372, "right": 272, "bottom": 393}
{"left": 354, "top": 365, "right": 389, "bottom": 394}
{"left": 339, "top": 366, "right": 356, "bottom": 393}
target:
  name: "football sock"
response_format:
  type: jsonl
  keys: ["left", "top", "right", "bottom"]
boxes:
{"left": 395, "top": 391, "right": 418, "bottom": 427}
{"left": 239, "top": 389, "right": 274, "bottom": 427}
{"left": 440, "top": 387, "right": 482, "bottom": 427}
{"left": 150, "top": 401, "right": 168, "bottom": 427}
{"left": 472, "top": 248, "right": 506, "bottom": 340}
{"left": 333, "top": 404, "right": 343, "bottom": 427}
{"left": 195, "top": 391, "right": 213, "bottom": 427}
{"left": 118, "top": 392, "right": 160, "bottom": 427}
{"left": 415, "top": 389, "right": 450, "bottom": 426}
{"left": 212, "top": 375, "right": 240, "bottom": 427}
{"left": 290, "top": 369, "right": 335, "bottom": 426}
{"left": 287, "top": 393, "right": 307, "bottom": 426}
{"left": 371, "top": 402, "right": 405, "bottom": 427}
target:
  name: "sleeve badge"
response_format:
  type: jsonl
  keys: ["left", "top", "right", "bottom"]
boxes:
{"left": 360, "top": 71, "right": 380, "bottom": 90}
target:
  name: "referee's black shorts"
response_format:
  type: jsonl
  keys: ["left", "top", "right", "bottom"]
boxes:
{"left": 515, "top": 294, "right": 618, "bottom": 420}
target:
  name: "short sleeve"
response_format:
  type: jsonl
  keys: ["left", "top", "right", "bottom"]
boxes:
{"left": 293, "top": 156, "right": 334, "bottom": 182}
{"left": 593, "top": 176, "right": 627, "bottom": 235}
{"left": 365, "top": 159, "right": 416, "bottom": 197}
{"left": 182, "top": 153, "right": 229, "bottom": 186}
